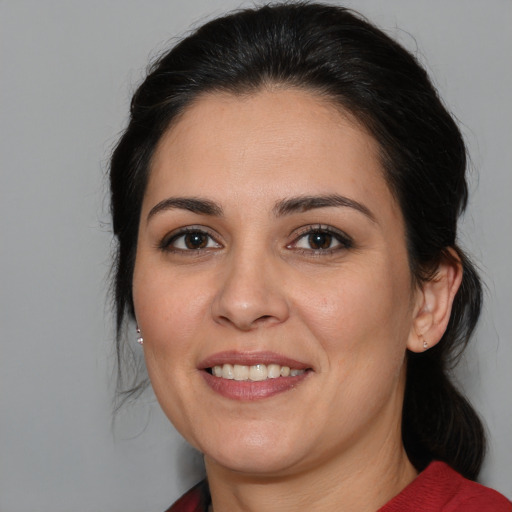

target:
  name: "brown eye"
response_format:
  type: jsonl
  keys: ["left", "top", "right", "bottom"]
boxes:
{"left": 308, "top": 232, "right": 333, "bottom": 250}
{"left": 184, "top": 232, "right": 208, "bottom": 249}
{"left": 291, "top": 226, "right": 353, "bottom": 254}
{"left": 161, "top": 229, "right": 222, "bottom": 252}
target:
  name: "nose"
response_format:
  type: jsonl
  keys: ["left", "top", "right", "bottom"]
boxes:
{"left": 211, "top": 248, "right": 290, "bottom": 331}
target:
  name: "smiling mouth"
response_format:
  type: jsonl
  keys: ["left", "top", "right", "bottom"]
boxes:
{"left": 207, "top": 363, "right": 308, "bottom": 381}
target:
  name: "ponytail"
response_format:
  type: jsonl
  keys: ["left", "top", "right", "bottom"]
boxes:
{"left": 403, "top": 249, "right": 485, "bottom": 479}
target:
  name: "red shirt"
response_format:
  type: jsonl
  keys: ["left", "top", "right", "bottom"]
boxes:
{"left": 166, "top": 461, "right": 511, "bottom": 511}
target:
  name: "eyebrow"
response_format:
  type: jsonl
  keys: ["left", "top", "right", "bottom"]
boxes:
{"left": 273, "top": 194, "right": 375, "bottom": 222}
{"left": 146, "top": 193, "right": 375, "bottom": 223}
{"left": 147, "top": 197, "right": 223, "bottom": 222}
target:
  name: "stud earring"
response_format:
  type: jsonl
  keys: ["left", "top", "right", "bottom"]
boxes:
{"left": 136, "top": 326, "right": 144, "bottom": 345}
{"left": 423, "top": 339, "right": 429, "bottom": 350}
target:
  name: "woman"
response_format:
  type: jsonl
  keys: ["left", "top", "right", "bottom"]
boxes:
{"left": 109, "top": 3, "right": 511, "bottom": 511}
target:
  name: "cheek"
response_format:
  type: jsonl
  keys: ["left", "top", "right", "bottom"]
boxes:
{"left": 132, "top": 264, "right": 212, "bottom": 424}
{"left": 133, "top": 263, "right": 210, "bottom": 344}
{"left": 296, "top": 264, "right": 411, "bottom": 434}
{"left": 297, "top": 262, "right": 412, "bottom": 366}
{"left": 132, "top": 263, "right": 210, "bottom": 432}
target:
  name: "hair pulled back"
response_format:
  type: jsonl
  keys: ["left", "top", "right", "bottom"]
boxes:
{"left": 110, "top": 2, "right": 484, "bottom": 479}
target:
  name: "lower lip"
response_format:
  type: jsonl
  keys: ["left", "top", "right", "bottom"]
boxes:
{"left": 201, "top": 371, "right": 310, "bottom": 401}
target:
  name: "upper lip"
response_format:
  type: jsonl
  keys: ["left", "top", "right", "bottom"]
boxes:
{"left": 198, "top": 351, "right": 311, "bottom": 371}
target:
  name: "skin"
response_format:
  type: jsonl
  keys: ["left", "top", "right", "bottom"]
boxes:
{"left": 132, "top": 88, "right": 462, "bottom": 512}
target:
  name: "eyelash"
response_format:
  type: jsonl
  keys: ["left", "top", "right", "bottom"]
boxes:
{"left": 288, "top": 225, "right": 353, "bottom": 255}
{"left": 158, "top": 225, "right": 353, "bottom": 255}
{"left": 158, "top": 227, "right": 221, "bottom": 253}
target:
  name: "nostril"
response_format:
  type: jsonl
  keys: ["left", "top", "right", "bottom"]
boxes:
{"left": 211, "top": 286, "right": 290, "bottom": 330}
{"left": 252, "top": 314, "right": 279, "bottom": 327}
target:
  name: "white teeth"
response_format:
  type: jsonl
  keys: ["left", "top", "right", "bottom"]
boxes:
{"left": 267, "top": 364, "right": 281, "bottom": 379}
{"left": 280, "top": 366, "right": 290, "bottom": 377}
{"left": 221, "top": 363, "right": 234, "bottom": 379}
{"left": 233, "top": 364, "right": 249, "bottom": 381}
{"left": 210, "top": 363, "right": 306, "bottom": 381}
{"left": 249, "top": 364, "right": 267, "bottom": 381}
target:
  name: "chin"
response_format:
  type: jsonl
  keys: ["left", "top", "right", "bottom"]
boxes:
{"left": 205, "top": 446, "right": 303, "bottom": 477}
{"left": 197, "top": 423, "right": 306, "bottom": 476}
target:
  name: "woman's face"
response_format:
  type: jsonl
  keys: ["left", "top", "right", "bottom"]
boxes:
{"left": 133, "top": 89, "right": 420, "bottom": 476}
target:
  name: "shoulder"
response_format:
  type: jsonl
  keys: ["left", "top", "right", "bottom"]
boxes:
{"left": 165, "top": 480, "right": 210, "bottom": 512}
{"left": 444, "top": 465, "right": 512, "bottom": 512}
{"left": 379, "top": 461, "right": 511, "bottom": 512}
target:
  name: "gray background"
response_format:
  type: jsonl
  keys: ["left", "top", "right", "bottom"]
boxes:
{"left": 1, "top": 1, "right": 510, "bottom": 511}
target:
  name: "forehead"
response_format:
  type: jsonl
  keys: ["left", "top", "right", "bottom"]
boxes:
{"left": 145, "top": 88, "right": 399, "bottom": 219}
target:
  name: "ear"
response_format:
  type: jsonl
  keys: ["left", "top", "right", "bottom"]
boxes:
{"left": 407, "top": 249, "right": 463, "bottom": 353}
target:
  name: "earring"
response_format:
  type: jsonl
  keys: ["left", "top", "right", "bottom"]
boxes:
{"left": 423, "top": 339, "right": 429, "bottom": 350}
{"left": 136, "top": 326, "right": 144, "bottom": 345}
